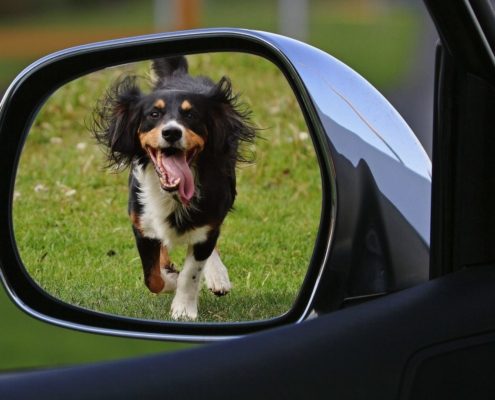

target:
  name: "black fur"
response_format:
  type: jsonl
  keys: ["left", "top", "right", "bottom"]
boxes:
{"left": 193, "top": 228, "right": 220, "bottom": 262}
{"left": 152, "top": 56, "right": 189, "bottom": 85}
{"left": 92, "top": 76, "right": 144, "bottom": 170}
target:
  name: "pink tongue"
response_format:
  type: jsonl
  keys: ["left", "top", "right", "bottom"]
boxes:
{"left": 160, "top": 152, "right": 195, "bottom": 204}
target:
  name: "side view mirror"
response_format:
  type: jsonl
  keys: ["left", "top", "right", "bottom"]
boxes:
{"left": 0, "top": 28, "right": 431, "bottom": 341}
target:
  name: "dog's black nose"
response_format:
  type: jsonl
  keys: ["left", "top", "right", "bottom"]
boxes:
{"left": 162, "top": 128, "right": 182, "bottom": 143}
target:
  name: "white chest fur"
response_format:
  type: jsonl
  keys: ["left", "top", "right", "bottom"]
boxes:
{"left": 133, "top": 163, "right": 208, "bottom": 248}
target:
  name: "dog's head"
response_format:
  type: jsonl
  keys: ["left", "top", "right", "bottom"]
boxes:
{"left": 92, "top": 56, "right": 256, "bottom": 205}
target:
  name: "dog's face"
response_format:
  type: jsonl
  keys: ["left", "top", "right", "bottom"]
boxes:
{"left": 92, "top": 56, "right": 256, "bottom": 206}
{"left": 138, "top": 92, "right": 209, "bottom": 204}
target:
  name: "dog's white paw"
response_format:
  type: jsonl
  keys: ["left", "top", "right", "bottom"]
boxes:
{"left": 170, "top": 296, "right": 198, "bottom": 320}
{"left": 204, "top": 266, "right": 231, "bottom": 296}
{"left": 204, "top": 250, "right": 231, "bottom": 296}
{"left": 159, "top": 265, "right": 178, "bottom": 293}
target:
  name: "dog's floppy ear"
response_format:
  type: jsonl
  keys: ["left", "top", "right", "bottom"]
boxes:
{"left": 91, "top": 76, "right": 142, "bottom": 170}
{"left": 152, "top": 56, "right": 188, "bottom": 86}
{"left": 208, "top": 76, "right": 257, "bottom": 165}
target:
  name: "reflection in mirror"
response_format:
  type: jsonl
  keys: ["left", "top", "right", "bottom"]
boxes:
{"left": 14, "top": 52, "right": 321, "bottom": 322}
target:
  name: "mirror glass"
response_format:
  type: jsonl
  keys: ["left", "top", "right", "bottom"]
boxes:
{"left": 13, "top": 52, "right": 321, "bottom": 323}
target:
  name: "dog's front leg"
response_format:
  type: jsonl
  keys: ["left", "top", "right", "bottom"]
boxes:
{"left": 171, "top": 229, "right": 219, "bottom": 320}
{"left": 204, "top": 248, "right": 231, "bottom": 296}
{"left": 170, "top": 249, "right": 205, "bottom": 320}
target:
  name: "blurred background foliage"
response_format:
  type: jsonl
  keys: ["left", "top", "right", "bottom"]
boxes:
{"left": 0, "top": 0, "right": 425, "bottom": 371}
{"left": 0, "top": 0, "right": 420, "bottom": 89}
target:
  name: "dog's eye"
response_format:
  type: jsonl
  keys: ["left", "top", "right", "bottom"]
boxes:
{"left": 182, "top": 110, "right": 194, "bottom": 120}
{"left": 149, "top": 111, "right": 161, "bottom": 119}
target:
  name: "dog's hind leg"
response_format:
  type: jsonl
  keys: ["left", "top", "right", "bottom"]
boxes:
{"left": 204, "top": 248, "right": 231, "bottom": 296}
{"left": 133, "top": 225, "right": 178, "bottom": 294}
{"left": 158, "top": 245, "right": 179, "bottom": 293}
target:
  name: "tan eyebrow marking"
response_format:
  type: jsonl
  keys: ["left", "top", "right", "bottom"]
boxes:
{"left": 154, "top": 99, "right": 166, "bottom": 109}
{"left": 181, "top": 100, "right": 192, "bottom": 111}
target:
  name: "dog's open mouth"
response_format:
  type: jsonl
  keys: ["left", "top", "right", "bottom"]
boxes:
{"left": 146, "top": 146, "right": 197, "bottom": 205}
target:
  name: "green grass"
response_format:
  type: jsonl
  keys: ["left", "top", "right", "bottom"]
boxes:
{"left": 0, "top": 287, "right": 191, "bottom": 371}
{"left": 0, "top": 1, "right": 154, "bottom": 29}
{"left": 309, "top": 5, "right": 419, "bottom": 89}
{"left": 0, "top": 1, "right": 420, "bottom": 89}
{"left": 202, "top": 1, "right": 419, "bottom": 89}
{"left": 13, "top": 53, "right": 321, "bottom": 323}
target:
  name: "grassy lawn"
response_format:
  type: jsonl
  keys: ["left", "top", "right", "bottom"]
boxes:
{"left": 13, "top": 53, "right": 321, "bottom": 323}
